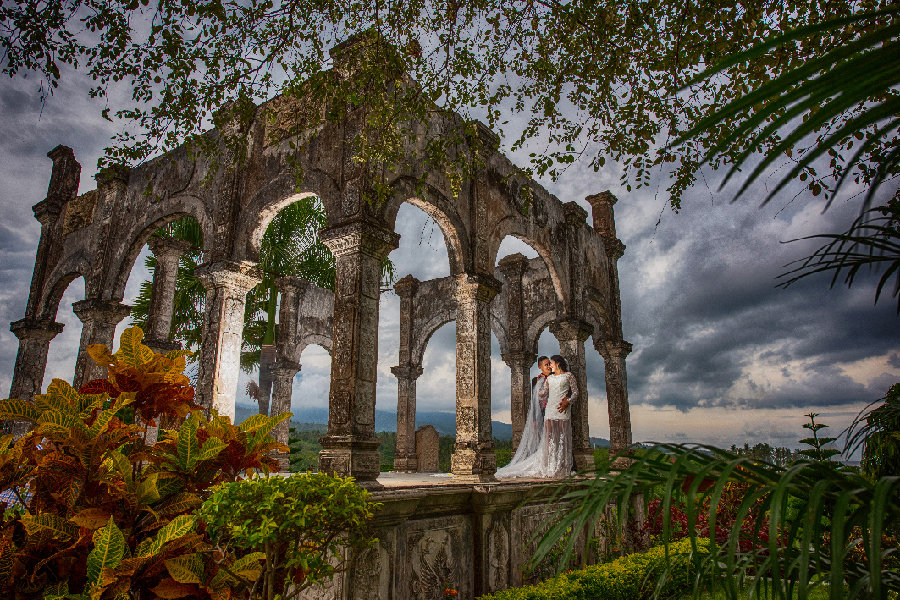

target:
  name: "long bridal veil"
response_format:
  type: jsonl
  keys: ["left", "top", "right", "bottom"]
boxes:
{"left": 496, "top": 379, "right": 546, "bottom": 478}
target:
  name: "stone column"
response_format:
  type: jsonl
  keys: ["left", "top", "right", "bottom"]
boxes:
{"left": 270, "top": 360, "right": 300, "bottom": 472}
{"left": 392, "top": 274, "right": 421, "bottom": 472}
{"left": 72, "top": 299, "right": 132, "bottom": 389}
{"left": 451, "top": 273, "right": 501, "bottom": 481}
{"left": 318, "top": 221, "right": 399, "bottom": 484}
{"left": 551, "top": 318, "right": 593, "bottom": 470}
{"left": 5, "top": 319, "right": 65, "bottom": 436}
{"left": 501, "top": 351, "right": 535, "bottom": 450}
{"left": 195, "top": 260, "right": 262, "bottom": 421}
{"left": 497, "top": 253, "right": 531, "bottom": 451}
{"left": 144, "top": 236, "right": 192, "bottom": 353}
{"left": 598, "top": 339, "right": 633, "bottom": 462}
{"left": 391, "top": 364, "right": 423, "bottom": 472}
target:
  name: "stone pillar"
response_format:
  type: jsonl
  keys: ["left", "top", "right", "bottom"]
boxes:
{"left": 318, "top": 221, "right": 399, "bottom": 484}
{"left": 501, "top": 351, "right": 535, "bottom": 451}
{"left": 391, "top": 364, "right": 423, "bottom": 472}
{"left": 551, "top": 318, "right": 593, "bottom": 471}
{"left": 598, "top": 339, "right": 633, "bottom": 462}
{"left": 72, "top": 299, "right": 132, "bottom": 389}
{"left": 144, "top": 236, "right": 192, "bottom": 353}
{"left": 194, "top": 260, "right": 262, "bottom": 421}
{"left": 392, "top": 274, "right": 421, "bottom": 472}
{"left": 270, "top": 360, "right": 300, "bottom": 472}
{"left": 585, "top": 190, "right": 618, "bottom": 239}
{"left": 5, "top": 319, "right": 65, "bottom": 436}
{"left": 451, "top": 273, "right": 501, "bottom": 481}
{"left": 496, "top": 253, "right": 531, "bottom": 451}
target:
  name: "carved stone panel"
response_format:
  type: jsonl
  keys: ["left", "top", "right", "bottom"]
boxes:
{"left": 405, "top": 516, "right": 472, "bottom": 600}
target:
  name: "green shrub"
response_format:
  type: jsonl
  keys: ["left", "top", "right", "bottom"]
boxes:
{"left": 479, "top": 538, "right": 709, "bottom": 600}
{"left": 197, "top": 472, "right": 379, "bottom": 600}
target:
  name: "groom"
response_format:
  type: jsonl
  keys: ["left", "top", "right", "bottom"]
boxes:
{"left": 532, "top": 355, "right": 551, "bottom": 421}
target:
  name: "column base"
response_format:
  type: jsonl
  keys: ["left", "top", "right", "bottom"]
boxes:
{"left": 574, "top": 448, "right": 595, "bottom": 472}
{"left": 450, "top": 448, "right": 497, "bottom": 482}
{"left": 318, "top": 436, "right": 382, "bottom": 483}
{"left": 271, "top": 450, "right": 291, "bottom": 473}
{"left": 393, "top": 454, "right": 419, "bottom": 473}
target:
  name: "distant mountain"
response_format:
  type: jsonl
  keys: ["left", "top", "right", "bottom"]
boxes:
{"left": 235, "top": 403, "right": 609, "bottom": 446}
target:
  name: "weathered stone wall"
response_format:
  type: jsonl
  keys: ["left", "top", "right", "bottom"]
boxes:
{"left": 298, "top": 480, "right": 613, "bottom": 600}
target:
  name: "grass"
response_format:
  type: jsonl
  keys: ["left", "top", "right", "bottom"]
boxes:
{"left": 675, "top": 585, "right": 834, "bottom": 599}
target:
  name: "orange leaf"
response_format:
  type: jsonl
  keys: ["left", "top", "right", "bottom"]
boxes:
{"left": 151, "top": 578, "right": 198, "bottom": 599}
{"left": 71, "top": 508, "right": 111, "bottom": 530}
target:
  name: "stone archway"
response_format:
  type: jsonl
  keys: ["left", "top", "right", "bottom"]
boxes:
{"left": 8, "top": 35, "right": 632, "bottom": 483}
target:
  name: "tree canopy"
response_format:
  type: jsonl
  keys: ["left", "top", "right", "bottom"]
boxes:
{"left": 2, "top": 0, "right": 894, "bottom": 205}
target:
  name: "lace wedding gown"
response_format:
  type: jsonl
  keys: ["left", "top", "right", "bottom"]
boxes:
{"left": 496, "top": 371, "right": 578, "bottom": 479}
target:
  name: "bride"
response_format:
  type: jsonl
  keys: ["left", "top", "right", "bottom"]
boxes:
{"left": 496, "top": 354, "right": 578, "bottom": 479}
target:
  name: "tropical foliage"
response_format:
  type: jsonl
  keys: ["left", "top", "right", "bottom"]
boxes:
{"left": 1, "top": 1, "right": 892, "bottom": 207}
{"left": 535, "top": 441, "right": 900, "bottom": 599}
{"left": 197, "top": 473, "right": 378, "bottom": 600}
{"left": 847, "top": 382, "right": 900, "bottom": 479}
{"left": 480, "top": 537, "right": 710, "bottom": 600}
{"left": 0, "top": 327, "right": 289, "bottom": 599}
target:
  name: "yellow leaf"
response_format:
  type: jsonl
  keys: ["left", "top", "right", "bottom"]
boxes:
{"left": 115, "top": 327, "right": 149, "bottom": 367}
{"left": 164, "top": 554, "right": 204, "bottom": 584}
{"left": 72, "top": 508, "right": 112, "bottom": 530}
{"left": 87, "top": 344, "right": 116, "bottom": 368}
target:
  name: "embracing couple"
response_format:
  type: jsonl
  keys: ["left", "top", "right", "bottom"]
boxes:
{"left": 496, "top": 355, "right": 578, "bottom": 479}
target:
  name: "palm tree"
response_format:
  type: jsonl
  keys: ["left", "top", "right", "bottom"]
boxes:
{"left": 131, "top": 196, "right": 397, "bottom": 415}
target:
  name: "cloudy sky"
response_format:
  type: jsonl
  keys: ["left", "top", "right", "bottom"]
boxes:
{"left": 1, "top": 66, "right": 898, "bottom": 453}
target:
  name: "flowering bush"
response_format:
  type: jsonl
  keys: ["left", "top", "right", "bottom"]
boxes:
{"left": 643, "top": 481, "right": 776, "bottom": 552}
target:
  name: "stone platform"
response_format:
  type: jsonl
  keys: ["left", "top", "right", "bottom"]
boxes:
{"left": 299, "top": 477, "right": 611, "bottom": 600}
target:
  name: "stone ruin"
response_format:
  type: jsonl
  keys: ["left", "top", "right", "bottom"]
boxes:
{"left": 6, "top": 34, "right": 633, "bottom": 488}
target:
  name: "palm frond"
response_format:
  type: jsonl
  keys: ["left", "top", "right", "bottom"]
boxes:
{"left": 536, "top": 444, "right": 900, "bottom": 599}
{"left": 778, "top": 203, "right": 900, "bottom": 311}
{"left": 676, "top": 6, "right": 900, "bottom": 208}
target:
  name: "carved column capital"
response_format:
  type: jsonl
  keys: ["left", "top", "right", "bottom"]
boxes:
{"left": 10, "top": 318, "right": 64, "bottom": 342}
{"left": 31, "top": 199, "right": 61, "bottom": 226}
{"left": 320, "top": 220, "right": 400, "bottom": 259}
{"left": 71, "top": 299, "right": 132, "bottom": 326}
{"left": 391, "top": 364, "right": 423, "bottom": 380}
{"left": 586, "top": 190, "right": 618, "bottom": 236}
{"left": 271, "top": 360, "right": 302, "bottom": 377}
{"left": 598, "top": 339, "right": 633, "bottom": 360}
{"left": 393, "top": 274, "right": 420, "bottom": 298}
{"left": 195, "top": 260, "right": 262, "bottom": 294}
{"left": 455, "top": 272, "right": 502, "bottom": 303}
{"left": 550, "top": 318, "right": 593, "bottom": 343}
{"left": 501, "top": 351, "right": 536, "bottom": 369}
{"left": 147, "top": 236, "right": 192, "bottom": 260}
{"left": 604, "top": 238, "right": 626, "bottom": 261}
{"left": 496, "top": 252, "right": 529, "bottom": 279}
{"left": 563, "top": 201, "right": 589, "bottom": 228}
{"left": 274, "top": 276, "right": 305, "bottom": 295}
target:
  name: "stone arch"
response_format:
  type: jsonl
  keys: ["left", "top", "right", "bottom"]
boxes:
{"left": 39, "top": 254, "right": 92, "bottom": 320}
{"left": 382, "top": 178, "right": 469, "bottom": 276}
{"left": 298, "top": 333, "right": 332, "bottom": 357}
{"left": 109, "top": 207, "right": 208, "bottom": 302}
{"left": 488, "top": 226, "right": 567, "bottom": 307}
{"left": 410, "top": 314, "right": 454, "bottom": 369}
{"left": 237, "top": 189, "right": 328, "bottom": 263}
{"left": 525, "top": 309, "right": 558, "bottom": 357}
{"left": 491, "top": 313, "right": 510, "bottom": 357}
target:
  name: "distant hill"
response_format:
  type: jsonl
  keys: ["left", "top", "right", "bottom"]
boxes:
{"left": 235, "top": 403, "right": 609, "bottom": 446}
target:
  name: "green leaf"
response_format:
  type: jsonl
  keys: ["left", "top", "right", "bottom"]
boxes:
{"left": 141, "top": 515, "right": 195, "bottom": 557}
{"left": 87, "top": 516, "right": 126, "bottom": 587}
{"left": 0, "top": 398, "right": 40, "bottom": 422}
{"left": 136, "top": 472, "right": 160, "bottom": 504}
{"left": 176, "top": 416, "right": 200, "bottom": 470}
{"left": 164, "top": 553, "right": 204, "bottom": 584}
{"left": 24, "top": 514, "right": 78, "bottom": 540}
{"left": 197, "top": 439, "right": 227, "bottom": 462}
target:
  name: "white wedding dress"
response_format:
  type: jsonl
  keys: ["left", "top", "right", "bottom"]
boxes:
{"left": 496, "top": 371, "right": 578, "bottom": 479}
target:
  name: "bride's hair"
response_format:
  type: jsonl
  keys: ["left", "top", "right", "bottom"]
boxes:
{"left": 550, "top": 354, "right": 569, "bottom": 372}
